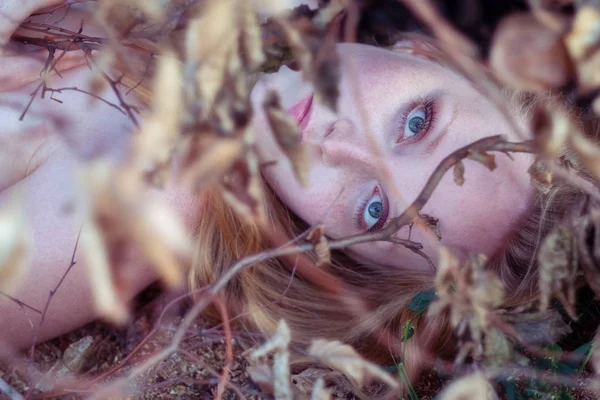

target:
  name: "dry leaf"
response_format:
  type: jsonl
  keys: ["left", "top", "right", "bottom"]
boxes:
{"left": 0, "top": 200, "right": 30, "bottom": 294}
{"left": 503, "top": 309, "right": 571, "bottom": 345}
{"left": 250, "top": 320, "right": 292, "bottom": 400}
{"left": 308, "top": 339, "right": 399, "bottom": 389}
{"left": 307, "top": 225, "right": 330, "bottom": 266}
{"left": 135, "top": 53, "right": 182, "bottom": 186}
{"left": 310, "top": 378, "right": 332, "bottom": 400}
{"left": 263, "top": 91, "right": 308, "bottom": 185}
{"left": 490, "top": 13, "right": 572, "bottom": 91}
{"left": 565, "top": 5, "right": 600, "bottom": 93}
{"left": 467, "top": 149, "right": 497, "bottom": 171}
{"left": 453, "top": 161, "right": 465, "bottom": 186}
{"left": 530, "top": 104, "right": 571, "bottom": 158}
{"left": 248, "top": 363, "right": 275, "bottom": 395}
{"left": 440, "top": 373, "right": 499, "bottom": 400}
{"left": 571, "top": 131, "right": 600, "bottom": 181}
{"left": 528, "top": 158, "right": 553, "bottom": 194}
{"left": 538, "top": 224, "right": 577, "bottom": 319}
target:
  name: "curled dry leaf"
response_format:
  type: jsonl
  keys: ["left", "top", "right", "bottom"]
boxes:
{"left": 565, "top": 5, "right": 600, "bottom": 93}
{"left": 538, "top": 224, "right": 577, "bottom": 319}
{"left": 430, "top": 248, "right": 505, "bottom": 361}
{"left": 181, "top": 137, "right": 244, "bottom": 191}
{"left": 453, "top": 161, "right": 465, "bottom": 186}
{"left": 490, "top": 12, "right": 572, "bottom": 92}
{"left": 250, "top": 320, "right": 292, "bottom": 400}
{"left": 0, "top": 200, "right": 30, "bottom": 294}
{"left": 263, "top": 90, "right": 308, "bottom": 185}
{"left": 530, "top": 103, "right": 571, "bottom": 158}
{"left": 307, "top": 225, "right": 331, "bottom": 266}
{"left": 308, "top": 339, "right": 399, "bottom": 389}
{"left": 135, "top": 53, "right": 182, "bottom": 186}
{"left": 528, "top": 158, "right": 553, "bottom": 194}
{"left": 186, "top": 0, "right": 237, "bottom": 116}
{"left": 439, "top": 373, "right": 499, "bottom": 400}
{"left": 77, "top": 161, "right": 192, "bottom": 323}
{"left": 570, "top": 131, "right": 600, "bottom": 182}
{"left": 417, "top": 213, "right": 442, "bottom": 241}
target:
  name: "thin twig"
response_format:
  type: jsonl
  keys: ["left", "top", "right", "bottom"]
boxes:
{"left": 28, "top": 227, "right": 82, "bottom": 367}
{"left": 0, "top": 292, "right": 42, "bottom": 314}
{"left": 215, "top": 297, "right": 234, "bottom": 400}
{"left": 0, "top": 377, "right": 24, "bottom": 400}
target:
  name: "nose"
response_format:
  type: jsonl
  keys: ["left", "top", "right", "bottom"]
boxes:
{"left": 320, "top": 118, "right": 372, "bottom": 169}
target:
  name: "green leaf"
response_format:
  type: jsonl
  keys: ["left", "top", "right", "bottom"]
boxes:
{"left": 407, "top": 289, "right": 436, "bottom": 312}
{"left": 401, "top": 321, "right": 415, "bottom": 342}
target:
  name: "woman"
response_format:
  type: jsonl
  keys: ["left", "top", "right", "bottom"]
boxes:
{"left": 0, "top": 0, "right": 590, "bottom": 376}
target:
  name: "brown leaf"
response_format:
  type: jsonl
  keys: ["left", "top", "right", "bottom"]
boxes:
{"left": 467, "top": 149, "right": 497, "bottom": 171}
{"left": 453, "top": 161, "right": 465, "bottom": 186}
{"left": 308, "top": 339, "right": 399, "bottom": 389}
{"left": 307, "top": 225, "right": 330, "bottom": 266}
{"left": 538, "top": 224, "right": 577, "bottom": 319}
{"left": 530, "top": 104, "right": 571, "bottom": 158}
{"left": 490, "top": 12, "right": 572, "bottom": 92}
{"left": 528, "top": 158, "right": 553, "bottom": 194}
{"left": 263, "top": 91, "right": 308, "bottom": 185}
{"left": 417, "top": 213, "right": 442, "bottom": 241}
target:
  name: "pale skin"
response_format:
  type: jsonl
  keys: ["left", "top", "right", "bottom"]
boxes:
{"left": 0, "top": 0, "right": 533, "bottom": 348}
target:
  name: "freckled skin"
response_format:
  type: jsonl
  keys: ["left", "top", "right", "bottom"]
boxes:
{"left": 252, "top": 43, "right": 535, "bottom": 271}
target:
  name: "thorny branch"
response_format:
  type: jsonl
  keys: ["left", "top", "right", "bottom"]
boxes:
{"left": 28, "top": 227, "right": 82, "bottom": 375}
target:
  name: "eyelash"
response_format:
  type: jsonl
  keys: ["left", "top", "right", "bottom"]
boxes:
{"left": 354, "top": 187, "right": 389, "bottom": 232}
{"left": 397, "top": 98, "right": 438, "bottom": 144}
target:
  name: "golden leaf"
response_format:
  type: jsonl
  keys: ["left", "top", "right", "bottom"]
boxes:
{"left": 565, "top": 6, "right": 600, "bottom": 92}
{"left": 308, "top": 339, "right": 399, "bottom": 389}
{"left": 263, "top": 91, "right": 308, "bottom": 186}
{"left": 135, "top": 53, "right": 182, "bottom": 186}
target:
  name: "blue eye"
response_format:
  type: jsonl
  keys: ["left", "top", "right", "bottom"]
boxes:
{"left": 406, "top": 108, "right": 426, "bottom": 138}
{"left": 363, "top": 192, "right": 386, "bottom": 230}
{"left": 398, "top": 99, "right": 436, "bottom": 144}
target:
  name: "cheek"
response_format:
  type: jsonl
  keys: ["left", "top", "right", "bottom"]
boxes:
{"left": 423, "top": 152, "right": 534, "bottom": 256}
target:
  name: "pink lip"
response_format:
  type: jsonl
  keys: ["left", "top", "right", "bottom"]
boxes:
{"left": 286, "top": 93, "right": 313, "bottom": 140}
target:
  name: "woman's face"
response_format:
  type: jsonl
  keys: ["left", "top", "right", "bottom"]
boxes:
{"left": 252, "top": 43, "right": 535, "bottom": 271}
